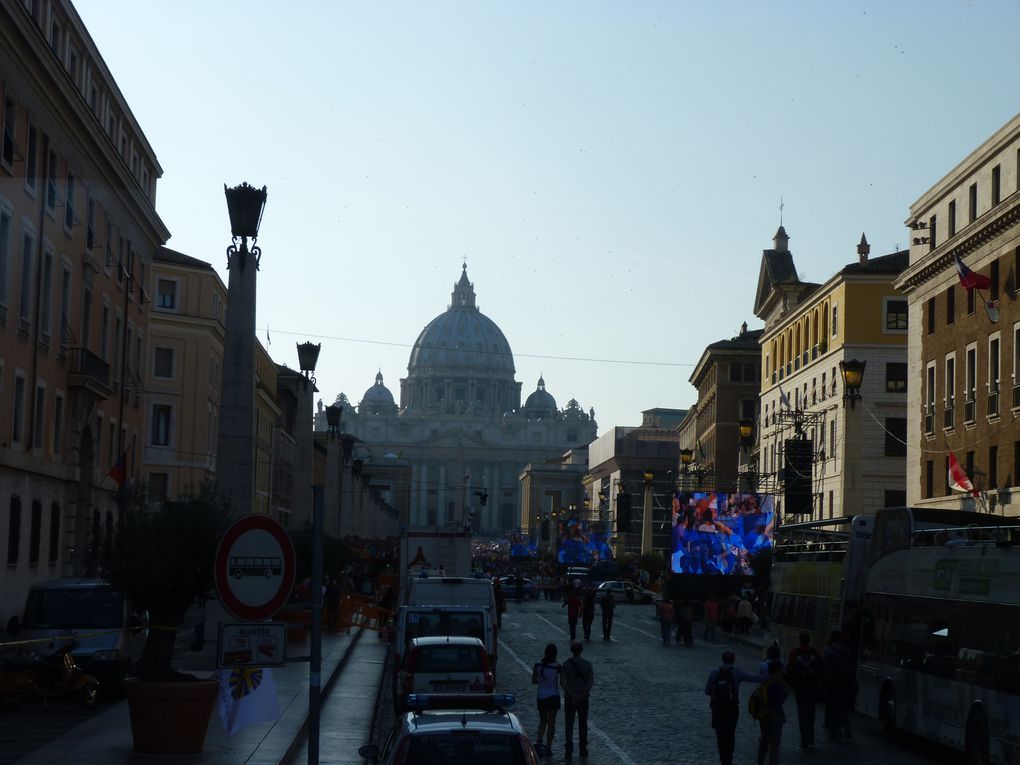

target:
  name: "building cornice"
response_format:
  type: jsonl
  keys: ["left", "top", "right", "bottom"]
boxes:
{"left": 896, "top": 200, "right": 1020, "bottom": 292}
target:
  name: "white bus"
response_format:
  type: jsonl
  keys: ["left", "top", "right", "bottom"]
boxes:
{"left": 769, "top": 515, "right": 873, "bottom": 657}
{"left": 856, "top": 509, "right": 1020, "bottom": 764}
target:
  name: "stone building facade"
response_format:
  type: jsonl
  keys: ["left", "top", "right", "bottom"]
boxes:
{"left": 0, "top": 0, "right": 169, "bottom": 624}
{"left": 316, "top": 266, "right": 596, "bottom": 533}
{"left": 754, "top": 227, "right": 909, "bottom": 520}
{"left": 896, "top": 111, "right": 1020, "bottom": 514}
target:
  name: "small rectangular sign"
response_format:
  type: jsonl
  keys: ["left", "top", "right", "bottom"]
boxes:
{"left": 217, "top": 622, "right": 287, "bottom": 668}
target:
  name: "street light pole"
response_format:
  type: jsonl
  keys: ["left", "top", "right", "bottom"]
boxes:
{"left": 641, "top": 469, "right": 654, "bottom": 555}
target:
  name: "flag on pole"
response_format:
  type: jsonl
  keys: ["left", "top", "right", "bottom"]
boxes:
{"left": 778, "top": 384, "right": 791, "bottom": 409}
{"left": 218, "top": 667, "right": 280, "bottom": 736}
{"left": 947, "top": 451, "right": 979, "bottom": 497}
{"left": 106, "top": 450, "right": 128, "bottom": 487}
{"left": 696, "top": 438, "right": 706, "bottom": 462}
{"left": 954, "top": 254, "right": 991, "bottom": 290}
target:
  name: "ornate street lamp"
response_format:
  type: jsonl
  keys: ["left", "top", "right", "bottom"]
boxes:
{"left": 326, "top": 403, "right": 343, "bottom": 438}
{"left": 224, "top": 182, "right": 267, "bottom": 241}
{"left": 839, "top": 359, "right": 867, "bottom": 407}
{"left": 738, "top": 419, "right": 755, "bottom": 446}
{"left": 297, "top": 341, "right": 322, "bottom": 382}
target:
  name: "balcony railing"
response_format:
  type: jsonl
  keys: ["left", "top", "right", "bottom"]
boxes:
{"left": 964, "top": 398, "right": 976, "bottom": 423}
{"left": 68, "top": 347, "right": 111, "bottom": 399}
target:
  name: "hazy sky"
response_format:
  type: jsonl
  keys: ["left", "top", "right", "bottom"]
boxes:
{"left": 75, "top": 1, "right": 1020, "bottom": 433}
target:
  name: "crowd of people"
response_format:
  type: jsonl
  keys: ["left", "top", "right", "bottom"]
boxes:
{"left": 705, "top": 630, "right": 856, "bottom": 765}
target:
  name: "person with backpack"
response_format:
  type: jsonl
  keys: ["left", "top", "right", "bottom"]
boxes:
{"left": 753, "top": 660, "right": 789, "bottom": 765}
{"left": 560, "top": 641, "right": 594, "bottom": 760}
{"left": 533, "top": 643, "right": 561, "bottom": 755}
{"left": 704, "top": 650, "right": 768, "bottom": 765}
{"left": 787, "top": 632, "right": 825, "bottom": 748}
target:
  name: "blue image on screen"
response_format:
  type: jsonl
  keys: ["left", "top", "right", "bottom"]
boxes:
{"left": 669, "top": 493, "right": 774, "bottom": 575}
{"left": 555, "top": 519, "right": 613, "bottom": 565}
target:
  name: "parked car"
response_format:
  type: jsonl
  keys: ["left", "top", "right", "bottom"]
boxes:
{"left": 360, "top": 693, "right": 539, "bottom": 765}
{"left": 497, "top": 576, "right": 537, "bottom": 600}
{"left": 595, "top": 580, "right": 655, "bottom": 604}
{"left": 396, "top": 637, "right": 494, "bottom": 709}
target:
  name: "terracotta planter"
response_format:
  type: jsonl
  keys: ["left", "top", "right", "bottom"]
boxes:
{"left": 123, "top": 678, "right": 218, "bottom": 753}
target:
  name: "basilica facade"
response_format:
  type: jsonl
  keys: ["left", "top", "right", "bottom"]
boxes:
{"left": 316, "top": 267, "right": 596, "bottom": 532}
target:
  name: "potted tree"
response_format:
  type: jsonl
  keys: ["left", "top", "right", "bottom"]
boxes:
{"left": 104, "top": 484, "right": 230, "bottom": 753}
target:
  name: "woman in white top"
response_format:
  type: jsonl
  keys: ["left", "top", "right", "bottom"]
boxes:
{"left": 533, "top": 642, "right": 561, "bottom": 753}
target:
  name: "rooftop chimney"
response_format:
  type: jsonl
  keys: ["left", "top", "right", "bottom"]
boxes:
{"left": 857, "top": 233, "right": 870, "bottom": 264}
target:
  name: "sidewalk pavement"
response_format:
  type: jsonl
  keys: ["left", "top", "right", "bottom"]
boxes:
{"left": 284, "top": 638, "right": 389, "bottom": 764}
{"left": 14, "top": 627, "right": 378, "bottom": 765}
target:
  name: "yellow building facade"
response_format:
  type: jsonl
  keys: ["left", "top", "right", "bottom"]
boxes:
{"left": 143, "top": 247, "right": 225, "bottom": 501}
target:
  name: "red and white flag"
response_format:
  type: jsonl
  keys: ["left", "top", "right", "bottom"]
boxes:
{"left": 947, "top": 451, "right": 979, "bottom": 496}
{"left": 954, "top": 254, "right": 991, "bottom": 291}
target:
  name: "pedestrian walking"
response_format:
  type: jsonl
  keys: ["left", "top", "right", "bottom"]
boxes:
{"left": 787, "top": 632, "right": 825, "bottom": 748}
{"left": 581, "top": 588, "right": 596, "bottom": 641}
{"left": 703, "top": 595, "right": 719, "bottom": 642}
{"left": 600, "top": 589, "right": 615, "bottom": 640}
{"left": 822, "top": 631, "right": 853, "bottom": 739}
{"left": 560, "top": 641, "right": 594, "bottom": 760}
{"left": 494, "top": 579, "right": 506, "bottom": 629}
{"left": 656, "top": 597, "right": 674, "bottom": 645}
{"left": 755, "top": 660, "right": 789, "bottom": 765}
{"left": 679, "top": 601, "right": 694, "bottom": 647}
{"left": 758, "top": 640, "right": 782, "bottom": 676}
{"left": 533, "top": 643, "right": 561, "bottom": 755}
{"left": 704, "top": 649, "right": 768, "bottom": 765}
{"left": 563, "top": 589, "right": 582, "bottom": 641}
{"left": 737, "top": 595, "right": 755, "bottom": 635}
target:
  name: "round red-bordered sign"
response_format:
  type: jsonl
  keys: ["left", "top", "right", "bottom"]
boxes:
{"left": 214, "top": 514, "right": 296, "bottom": 621}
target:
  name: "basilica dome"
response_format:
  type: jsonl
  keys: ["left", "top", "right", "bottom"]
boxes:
{"left": 407, "top": 266, "right": 516, "bottom": 378}
{"left": 401, "top": 266, "right": 521, "bottom": 416}
{"left": 360, "top": 371, "right": 397, "bottom": 415}
{"left": 523, "top": 376, "right": 557, "bottom": 419}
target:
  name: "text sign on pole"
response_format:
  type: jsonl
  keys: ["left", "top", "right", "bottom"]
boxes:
{"left": 218, "top": 622, "right": 287, "bottom": 668}
{"left": 214, "top": 514, "right": 296, "bottom": 621}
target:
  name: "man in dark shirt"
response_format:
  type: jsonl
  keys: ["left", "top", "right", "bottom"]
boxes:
{"left": 704, "top": 650, "right": 768, "bottom": 765}
{"left": 560, "top": 641, "right": 594, "bottom": 760}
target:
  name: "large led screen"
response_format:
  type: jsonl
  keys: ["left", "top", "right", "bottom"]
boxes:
{"left": 556, "top": 519, "right": 613, "bottom": 565}
{"left": 670, "top": 493, "right": 774, "bottom": 575}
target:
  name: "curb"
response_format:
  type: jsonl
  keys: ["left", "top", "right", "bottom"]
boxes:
{"left": 279, "top": 628, "right": 365, "bottom": 765}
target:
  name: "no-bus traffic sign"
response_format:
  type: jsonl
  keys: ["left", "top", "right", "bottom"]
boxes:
{"left": 214, "top": 514, "right": 296, "bottom": 621}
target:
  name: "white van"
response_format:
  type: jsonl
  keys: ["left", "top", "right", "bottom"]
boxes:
{"left": 10, "top": 579, "right": 146, "bottom": 687}
{"left": 393, "top": 604, "right": 497, "bottom": 712}
{"left": 405, "top": 576, "right": 497, "bottom": 613}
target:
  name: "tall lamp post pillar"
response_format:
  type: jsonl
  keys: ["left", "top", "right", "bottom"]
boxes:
{"left": 216, "top": 182, "right": 267, "bottom": 516}
{"left": 840, "top": 359, "right": 866, "bottom": 516}
{"left": 641, "top": 469, "right": 654, "bottom": 556}
{"left": 325, "top": 403, "right": 342, "bottom": 534}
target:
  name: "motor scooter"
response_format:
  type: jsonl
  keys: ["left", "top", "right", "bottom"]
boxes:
{"left": 0, "top": 639, "right": 99, "bottom": 711}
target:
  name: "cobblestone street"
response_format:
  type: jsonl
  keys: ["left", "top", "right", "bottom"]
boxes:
{"left": 482, "top": 598, "right": 958, "bottom": 765}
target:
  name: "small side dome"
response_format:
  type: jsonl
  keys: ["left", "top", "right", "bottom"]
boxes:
{"left": 523, "top": 375, "right": 557, "bottom": 419}
{"left": 360, "top": 370, "right": 397, "bottom": 415}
